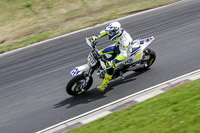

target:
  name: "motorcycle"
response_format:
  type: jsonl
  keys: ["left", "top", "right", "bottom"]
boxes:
{"left": 66, "top": 36, "right": 156, "bottom": 96}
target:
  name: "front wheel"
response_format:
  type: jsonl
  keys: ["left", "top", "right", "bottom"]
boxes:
{"left": 135, "top": 48, "right": 156, "bottom": 72}
{"left": 66, "top": 74, "right": 93, "bottom": 96}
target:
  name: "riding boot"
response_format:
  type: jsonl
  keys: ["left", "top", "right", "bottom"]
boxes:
{"left": 97, "top": 73, "right": 112, "bottom": 91}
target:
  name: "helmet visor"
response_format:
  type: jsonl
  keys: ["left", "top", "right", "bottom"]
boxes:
{"left": 109, "top": 30, "right": 117, "bottom": 36}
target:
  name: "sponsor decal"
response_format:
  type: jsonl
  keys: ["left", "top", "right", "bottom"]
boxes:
{"left": 130, "top": 48, "right": 141, "bottom": 57}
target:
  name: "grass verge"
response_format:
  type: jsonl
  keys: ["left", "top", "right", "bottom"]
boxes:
{"left": 0, "top": 0, "right": 181, "bottom": 54}
{"left": 68, "top": 79, "right": 200, "bottom": 133}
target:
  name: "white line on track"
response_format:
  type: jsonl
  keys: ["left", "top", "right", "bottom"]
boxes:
{"left": 36, "top": 68, "right": 200, "bottom": 133}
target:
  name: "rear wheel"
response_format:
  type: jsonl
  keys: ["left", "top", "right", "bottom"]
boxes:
{"left": 66, "top": 74, "right": 93, "bottom": 96}
{"left": 134, "top": 48, "right": 156, "bottom": 72}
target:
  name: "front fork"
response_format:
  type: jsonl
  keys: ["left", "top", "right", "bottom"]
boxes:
{"left": 80, "top": 66, "right": 95, "bottom": 90}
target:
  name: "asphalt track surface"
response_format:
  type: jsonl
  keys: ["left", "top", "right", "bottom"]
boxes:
{"left": 0, "top": 0, "right": 200, "bottom": 132}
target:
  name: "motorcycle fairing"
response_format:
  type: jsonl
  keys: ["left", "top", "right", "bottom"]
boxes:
{"left": 70, "top": 64, "right": 89, "bottom": 76}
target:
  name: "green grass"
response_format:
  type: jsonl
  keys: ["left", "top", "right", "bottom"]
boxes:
{"left": 0, "top": 0, "right": 181, "bottom": 54}
{"left": 0, "top": 31, "right": 53, "bottom": 53}
{"left": 68, "top": 79, "right": 200, "bottom": 133}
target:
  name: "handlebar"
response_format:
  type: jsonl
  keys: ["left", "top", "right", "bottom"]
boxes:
{"left": 86, "top": 37, "right": 97, "bottom": 50}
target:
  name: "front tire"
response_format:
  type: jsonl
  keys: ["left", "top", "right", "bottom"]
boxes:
{"left": 66, "top": 74, "right": 93, "bottom": 96}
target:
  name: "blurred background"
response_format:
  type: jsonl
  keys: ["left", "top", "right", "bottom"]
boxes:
{"left": 0, "top": 0, "right": 179, "bottom": 53}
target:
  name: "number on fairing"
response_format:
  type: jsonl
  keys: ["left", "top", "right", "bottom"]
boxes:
{"left": 71, "top": 68, "right": 79, "bottom": 76}
{"left": 88, "top": 53, "right": 97, "bottom": 66}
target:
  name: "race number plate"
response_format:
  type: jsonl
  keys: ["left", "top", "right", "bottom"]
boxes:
{"left": 88, "top": 52, "right": 97, "bottom": 66}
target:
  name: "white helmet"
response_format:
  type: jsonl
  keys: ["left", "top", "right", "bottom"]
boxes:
{"left": 105, "top": 21, "right": 123, "bottom": 40}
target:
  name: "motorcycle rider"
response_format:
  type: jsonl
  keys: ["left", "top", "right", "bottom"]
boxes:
{"left": 90, "top": 21, "right": 133, "bottom": 91}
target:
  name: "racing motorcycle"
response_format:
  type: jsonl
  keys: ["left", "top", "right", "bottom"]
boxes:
{"left": 66, "top": 36, "right": 156, "bottom": 96}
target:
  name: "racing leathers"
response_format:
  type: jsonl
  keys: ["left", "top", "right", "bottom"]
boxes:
{"left": 95, "top": 28, "right": 133, "bottom": 91}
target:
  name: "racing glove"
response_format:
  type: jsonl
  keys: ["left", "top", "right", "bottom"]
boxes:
{"left": 89, "top": 36, "right": 98, "bottom": 47}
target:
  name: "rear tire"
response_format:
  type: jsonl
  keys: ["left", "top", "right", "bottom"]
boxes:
{"left": 134, "top": 48, "right": 156, "bottom": 72}
{"left": 66, "top": 74, "right": 93, "bottom": 96}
